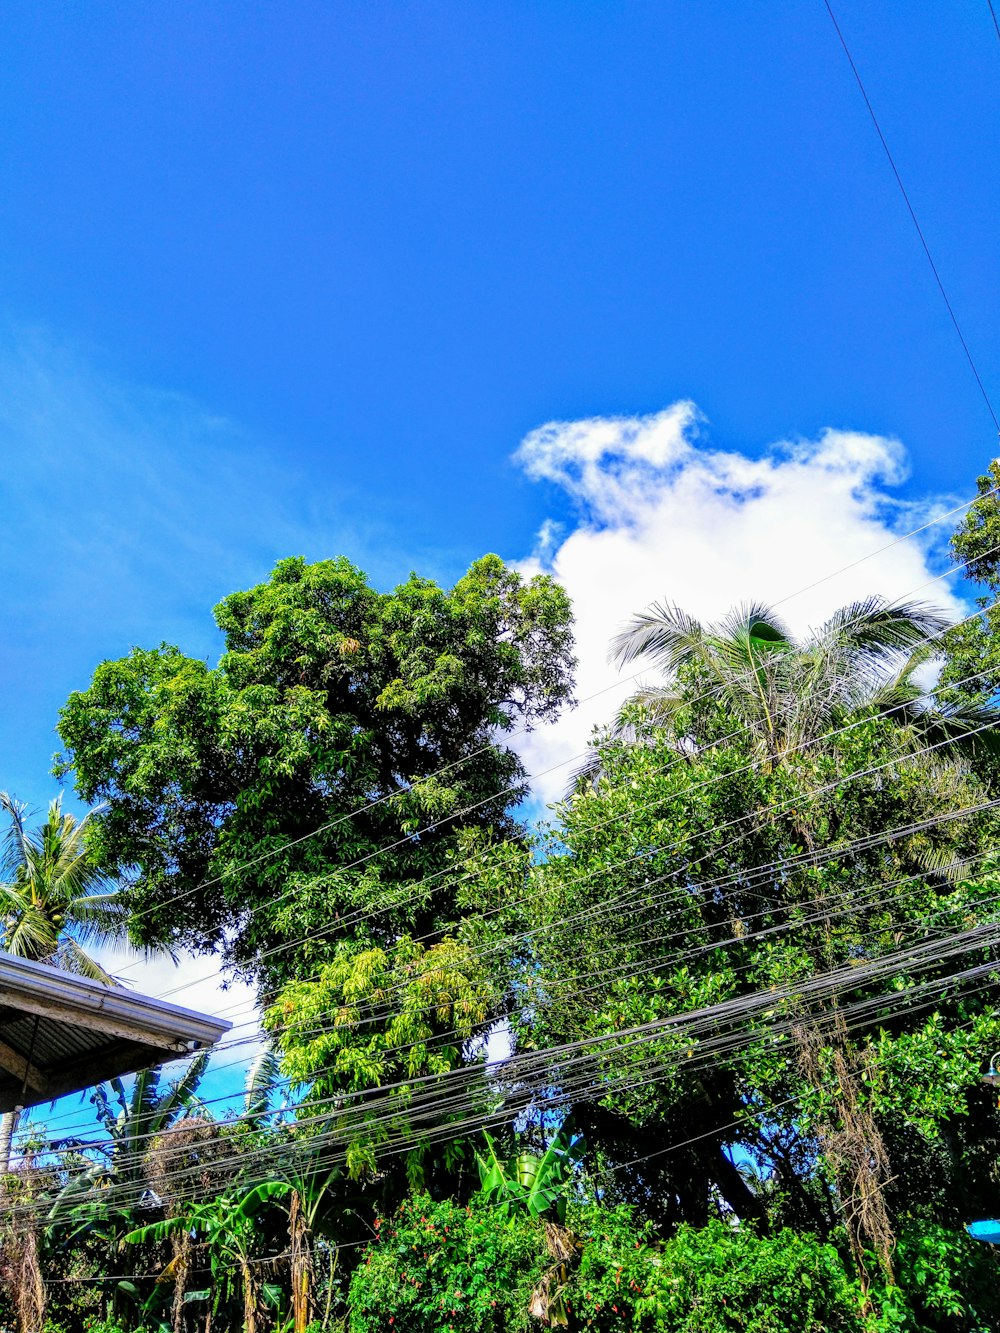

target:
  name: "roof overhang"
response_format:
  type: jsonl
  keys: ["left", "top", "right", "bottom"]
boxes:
{"left": 0, "top": 952, "right": 232, "bottom": 1112}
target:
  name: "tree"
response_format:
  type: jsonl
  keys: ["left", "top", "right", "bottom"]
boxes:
{"left": 576, "top": 596, "right": 997, "bottom": 784}
{"left": 0, "top": 793, "right": 138, "bottom": 1175}
{"left": 55, "top": 554, "right": 574, "bottom": 988}
{"left": 266, "top": 933, "right": 496, "bottom": 1195}
{"left": 0, "top": 793, "right": 129, "bottom": 982}
{"left": 518, "top": 594, "right": 1000, "bottom": 1299}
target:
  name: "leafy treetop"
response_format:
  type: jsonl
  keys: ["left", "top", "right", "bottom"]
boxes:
{"left": 56, "top": 554, "right": 574, "bottom": 986}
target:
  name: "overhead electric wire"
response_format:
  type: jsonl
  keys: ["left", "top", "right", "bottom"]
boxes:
{"left": 66, "top": 659, "right": 1000, "bottom": 1109}
{"left": 42, "top": 992, "right": 999, "bottom": 1282}
{"left": 28, "top": 513, "right": 1000, "bottom": 1161}
{"left": 34, "top": 643, "right": 999, "bottom": 1143}
{"left": 109, "top": 490, "right": 1000, "bottom": 994}
{"left": 23, "top": 943, "right": 1000, "bottom": 1215}
{"left": 32, "top": 880, "right": 1000, "bottom": 1170}
{"left": 33, "top": 641, "right": 1000, "bottom": 1147}
{"left": 43, "top": 826, "right": 1000, "bottom": 1146}
{"left": 823, "top": 0, "right": 1000, "bottom": 434}
{"left": 37, "top": 842, "right": 1000, "bottom": 1149}
{"left": 218, "top": 667, "right": 1000, "bottom": 1033}
{"left": 17, "top": 941, "right": 1000, "bottom": 1228}
{"left": 39, "top": 992, "right": 1000, "bottom": 1281}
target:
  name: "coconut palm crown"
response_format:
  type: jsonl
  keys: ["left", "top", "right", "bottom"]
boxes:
{"left": 0, "top": 792, "right": 131, "bottom": 984}
{"left": 577, "top": 595, "right": 1000, "bottom": 785}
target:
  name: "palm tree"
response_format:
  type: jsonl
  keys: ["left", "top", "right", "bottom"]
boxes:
{"left": 578, "top": 595, "right": 999, "bottom": 782}
{"left": 0, "top": 793, "right": 136, "bottom": 1173}
{"left": 0, "top": 792, "right": 129, "bottom": 982}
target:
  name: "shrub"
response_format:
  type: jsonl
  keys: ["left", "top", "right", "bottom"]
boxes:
{"left": 347, "top": 1195, "right": 548, "bottom": 1333}
{"left": 567, "top": 1210, "right": 863, "bottom": 1332}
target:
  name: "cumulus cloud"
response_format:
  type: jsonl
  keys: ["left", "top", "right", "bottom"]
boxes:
{"left": 513, "top": 405, "right": 966, "bottom": 805}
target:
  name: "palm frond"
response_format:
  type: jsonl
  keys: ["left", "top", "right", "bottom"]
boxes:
{"left": 67, "top": 895, "right": 131, "bottom": 948}
{"left": 167, "top": 1050, "right": 211, "bottom": 1124}
{"left": 53, "top": 937, "right": 119, "bottom": 986}
{"left": 0, "top": 889, "right": 60, "bottom": 961}
{"left": 814, "top": 598, "right": 950, "bottom": 664}
{"left": 609, "top": 601, "right": 709, "bottom": 674}
{"left": 244, "top": 1047, "right": 282, "bottom": 1125}
{"left": 0, "top": 792, "right": 31, "bottom": 882}
{"left": 907, "top": 701, "right": 1000, "bottom": 758}
{"left": 716, "top": 603, "right": 794, "bottom": 653}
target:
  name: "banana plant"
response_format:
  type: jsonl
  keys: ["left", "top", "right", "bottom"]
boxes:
{"left": 475, "top": 1123, "right": 585, "bottom": 1224}
{"left": 477, "top": 1126, "right": 586, "bottom": 1328}
{"left": 125, "top": 1180, "right": 292, "bottom": 1333}
{"left": 90, "top": 1052, "right": 211, "bottom": 1192}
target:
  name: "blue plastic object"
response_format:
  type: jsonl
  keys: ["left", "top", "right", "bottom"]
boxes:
{"left": 967, "top": 1220, "right": 1000, "bottom": 1245}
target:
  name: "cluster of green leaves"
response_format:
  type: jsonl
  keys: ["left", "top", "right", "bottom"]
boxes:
{"left": 347, "top": 1194, "right": 548, "bottom": 1333}
{"left": 350, "top": 1196, "right": 1000, "bottom": 1333}
{"left": 570, "top": 1211, "right": 865, "bottom": 1332}
{"left": 351, "top": 1194, "right": 942, "bottom": 1333}
{"left": 266, "top": 934, "right": 495, "bottom": 1188}
{"left": 942, "top": 460, "right": 1000, "bottom": 719}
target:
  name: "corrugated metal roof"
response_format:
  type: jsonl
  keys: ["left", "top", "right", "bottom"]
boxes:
{"left": 0, "top": 952, "right": 232, "bottom": 1112}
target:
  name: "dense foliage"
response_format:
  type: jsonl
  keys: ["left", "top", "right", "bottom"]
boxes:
{"left": 7, "top": 513, "right": 1000, "bottom": 1333}
{"left": 55, "top": 554, "right": 574, "bottom": 986}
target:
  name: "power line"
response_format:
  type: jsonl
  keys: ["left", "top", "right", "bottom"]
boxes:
{"left": 107, "top": 484, "right": 998, "bottom": 989}
{"left": 32, "top": 631, "right": 1000, "bottom": 1152}
{"left": 146, "top": 554, "right": 998, "bottom": 1011}
{"left": 32, "top": 809, "right": 1000, "bottom": 1152}
{"left": 31, "top": 637, "right": 994, "bottom": 1148}
{"left": 40, "top": 998, "right": 998, "bottom": 1281}
{"left": 823, "top": 0, "right": 1000, "bottom": 435}
{"left": 41, "top": 848, "right": 998, "bottom": 1147}
{"left": 17, "top": 950, "right": 1000, "bottom": 1226}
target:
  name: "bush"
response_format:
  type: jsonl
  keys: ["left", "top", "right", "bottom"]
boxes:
{"left": 870, "top": 1224, "right": 1000, "bottom": 1333}
{"left": 654, "top": 1220, "right": 862, "bottom": 1332}
{"left": 567, "top": 1210, "right": 863, "bottom": 1332}
{"left": 347, "top": 1195, "right": 548, "bottom": 1333}
{"left": 349, "top": 1198, "right": 1000, "bottom": 1333}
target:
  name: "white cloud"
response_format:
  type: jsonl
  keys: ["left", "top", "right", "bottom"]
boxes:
{"left": 91, "top": 943, "right": 260, "bottom": 1088}
{"left": 514, "top": 405, "right": 965, "bottom": 805}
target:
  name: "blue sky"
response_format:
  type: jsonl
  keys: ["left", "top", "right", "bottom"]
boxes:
{"left": 1, "top": 0, "right": 998, "bottom": 1117}
{"left": 0, "top": 2, "right": 997, "bottom": 900}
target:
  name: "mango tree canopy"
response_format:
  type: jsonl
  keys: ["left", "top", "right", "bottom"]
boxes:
{"left": 0, "top": 951, "right": 231, "bottom": 1112}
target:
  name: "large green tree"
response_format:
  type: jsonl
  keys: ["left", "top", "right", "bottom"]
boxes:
{"left": 55, "top": 554, "right": 574, "bottom": 988}
{"left": 516, "top": 596, "right": 1000, "bottom": 1293}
